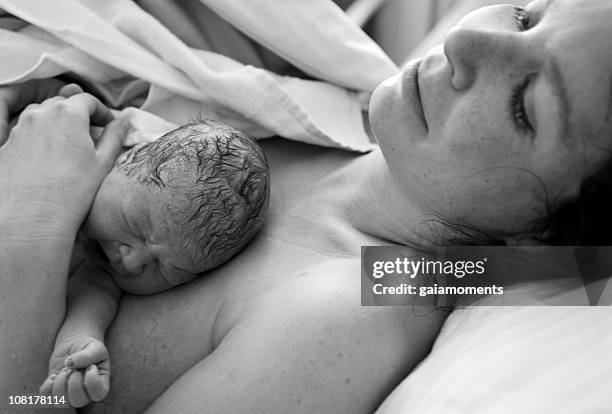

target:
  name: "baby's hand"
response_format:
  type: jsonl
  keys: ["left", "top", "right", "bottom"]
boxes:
{"left": 39, "top": 335, "right": 111, "bottom": 407}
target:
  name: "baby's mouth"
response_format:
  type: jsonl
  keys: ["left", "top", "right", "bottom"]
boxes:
{"left": 91, "top": 241, "right": 109, "bottom": 265}
{"left": 82, "top": 239, "right": 114, "bottom": 274}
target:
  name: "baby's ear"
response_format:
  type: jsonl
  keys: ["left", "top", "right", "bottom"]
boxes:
{"left": 118, "top": 243, "right": 153, "bottom": 275}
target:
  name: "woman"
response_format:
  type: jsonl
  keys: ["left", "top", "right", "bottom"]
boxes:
{"left": 370, "top": 0, "right": 611, "bottom": 246}
{"left": 2, "top": 0, "right": 611, "bottom": 412}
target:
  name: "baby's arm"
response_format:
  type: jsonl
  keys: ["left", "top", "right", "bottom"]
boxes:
{"left": 39, "top": 263, "right": 122, "bottom": 408}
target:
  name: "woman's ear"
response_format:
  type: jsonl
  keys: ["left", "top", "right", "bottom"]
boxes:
{"left": 118, "top": 243, "right": 153, "bottom": 275}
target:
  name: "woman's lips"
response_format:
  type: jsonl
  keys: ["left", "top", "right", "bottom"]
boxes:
{"left": 415, "top": 60, "right": 429, "bottom": 132}
{"left": 402, "top": 58, "right": 429, "bottom": 133}
{"left": 412, "top": 59, "right": 428, "bottom": 132}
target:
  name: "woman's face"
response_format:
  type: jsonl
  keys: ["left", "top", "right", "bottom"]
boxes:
{"left": 370, "top": 0, "right": 612, "bottom": 236}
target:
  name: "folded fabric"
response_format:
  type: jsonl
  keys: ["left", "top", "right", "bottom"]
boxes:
{"left": 0, "top": 0, "right": 399, "bottom": 151}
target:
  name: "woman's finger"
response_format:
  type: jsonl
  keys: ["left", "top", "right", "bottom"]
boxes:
{"left": 66, "top": 369, "right": 90, "bottom": 408}
{"left": 83, "top": 364, "right": 109, "bottom": 402}
{"left": 63, "top": 93, "right": 115, "bottom": 127}
{"left": 16, "top": 97, "right": 64, "bottom": 121}
{"left": 59, "top": 84, "right": 84, "bottom": 98}
{"left": 96, "top": 118, "right": 130, "bottom": 171}
{"left": 35, "top": 96, "right": 65, "bottom": 107}
{"left": 18, "top": 102, "right": 41, "bottom": 117}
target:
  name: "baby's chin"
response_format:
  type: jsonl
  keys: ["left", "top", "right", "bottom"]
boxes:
{"left": 112, "top": 274, "right": 173, "bottom": 296}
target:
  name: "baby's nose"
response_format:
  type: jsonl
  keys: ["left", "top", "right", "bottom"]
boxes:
{"left": 121, "top": 258, "right": 144, "bottom": 275}
{"left": 118, "top": 244, "right": 151, "bottom": 275}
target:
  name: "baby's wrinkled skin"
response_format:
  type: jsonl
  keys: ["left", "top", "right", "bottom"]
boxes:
{"left": 80, "top": 121, "right": 269, "bottom": 294}
{"left": 37, "top": 120, "right": 269, "bottom": 407}
{"left": 79, "top": 142, "right": 206, "bottom": 294}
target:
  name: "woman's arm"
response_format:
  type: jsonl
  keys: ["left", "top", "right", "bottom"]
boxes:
{"left": 0, "top": 212, "right": 78, "bottom": 402}
{"left": 0, "top": 93, "right": 126, "bottom": 408}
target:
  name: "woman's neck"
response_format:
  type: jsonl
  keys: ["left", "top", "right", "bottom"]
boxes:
{"left": 330, "top": 149, "right": 444, "bottom": 250}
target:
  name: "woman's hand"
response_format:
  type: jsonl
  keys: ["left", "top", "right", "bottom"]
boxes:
{"left": 0, "top": 93, "right": 128, "bottom": 234}
{"left": 0, "top": 78, "right": 67, "bottom": 145}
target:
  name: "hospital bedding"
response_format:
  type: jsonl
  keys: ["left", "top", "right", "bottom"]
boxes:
{"left": 377, "top": 293, "right": 612, "bottom": 413}
{"left": 0, "top": 0, "right": 398, "bottom": 151}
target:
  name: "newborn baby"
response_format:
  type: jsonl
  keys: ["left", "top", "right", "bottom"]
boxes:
{"left": 38, "top": 119, "right": 270, "bottom": 406}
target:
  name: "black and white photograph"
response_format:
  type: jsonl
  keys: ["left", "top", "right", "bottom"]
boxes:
{"left": 1, "top": 0, "right": 611, "bottom": 413}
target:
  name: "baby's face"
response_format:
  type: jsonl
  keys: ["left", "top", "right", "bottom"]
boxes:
{"left": 80, "top": 147, "right": 205, "bottom": 294}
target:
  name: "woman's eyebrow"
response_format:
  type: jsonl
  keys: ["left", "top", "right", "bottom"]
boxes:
{"left": 545, "top": 56, "right": 570, "bottom": 140}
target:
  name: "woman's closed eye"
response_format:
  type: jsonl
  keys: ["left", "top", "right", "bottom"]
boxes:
{"left": 510, "top": 7, "right": 534, "bottom": 136}
{"left": 513, "top": 7, "right": 531, "bottom": 31}
{"left": 511, "top": 76, "right": 534, "bottom": 135}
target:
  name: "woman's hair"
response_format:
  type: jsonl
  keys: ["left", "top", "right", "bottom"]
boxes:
{"left": 435, "top": 147, "right": 612, "bottom": 248}
{"left": 538, "top": 152, "right": 612, "bottom": 246}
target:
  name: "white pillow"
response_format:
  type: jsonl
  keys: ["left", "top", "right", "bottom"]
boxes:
{"left": 377, "top": 301, "right": 612, "bottom": 413}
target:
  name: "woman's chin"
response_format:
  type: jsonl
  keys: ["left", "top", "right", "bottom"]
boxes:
{"left": 369, "top": 77, "right": 399, "bottom": 141}
{"left": 369, "top": 74, "right": 399, "bottom": 117}
{"left": 369, "top": 75, "right": 426, "bottom": 148}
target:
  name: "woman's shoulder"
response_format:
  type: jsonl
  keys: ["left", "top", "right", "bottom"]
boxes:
{"left": 201, "top": 256, "right": 449, "bottom": 412}
{"left": 230, "top": 256, "right": 444, "bottom": 339}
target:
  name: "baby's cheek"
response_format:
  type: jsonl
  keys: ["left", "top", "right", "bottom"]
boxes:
{"left": 179, "top": 271, "right": 201, "bottom": 286}
{"left": 164, "top": 265, "right": 201, "bottom": 289}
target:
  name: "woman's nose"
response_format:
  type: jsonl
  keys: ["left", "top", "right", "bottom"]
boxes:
{"left": 443, "top": 22, "right": 522, "bottom": 91}
{"left": 443, "top": 26, "right": 486, "bottom": 90}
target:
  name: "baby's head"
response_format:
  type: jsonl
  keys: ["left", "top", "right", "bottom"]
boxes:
{"left": 81, "top": 120, "right": 269, "bottom": 294}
